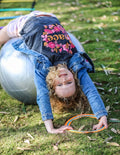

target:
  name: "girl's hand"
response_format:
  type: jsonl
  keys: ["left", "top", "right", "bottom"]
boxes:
{"left": 44, "top": 119, "right": 73, "bottom": 134}
{"left": 93, "top": 115, "right": 108, "bottom": 130}
{"left": 49, "top": 125, "right": 73, "bottom": 134}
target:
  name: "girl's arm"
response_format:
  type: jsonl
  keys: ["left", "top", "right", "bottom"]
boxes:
{"left": 34, "top": 59, "right": 73, "bottom": 134}
{"left": 0, "top": 26, "right": 10, "bottom": 47}
{"left": 77, "top": 68, "right": 108, "bottom": 129}
{"left": 69, "top": 53, "right": 108, "bottom": 121}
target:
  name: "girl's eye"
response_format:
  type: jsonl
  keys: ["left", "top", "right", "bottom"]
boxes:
{"left": 57, "top": 84, "right": 62, "bottom": 86}
{"left": 57, "top": 81, "right": 72, "bottom": 87}
{"left": 67, "top": 81, "right": 72, "bottom": 84}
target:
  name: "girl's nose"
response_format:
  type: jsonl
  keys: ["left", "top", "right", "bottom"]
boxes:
{"left": 60, "top": 77, "right": 66, "bottom": 84}
{"left": 62, "top": 77, "right": 66, "bottom": 83}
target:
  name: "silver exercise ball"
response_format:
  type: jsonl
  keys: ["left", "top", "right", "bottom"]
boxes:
{"left": 0, "top": 38, "right": 36, "bottom": 104}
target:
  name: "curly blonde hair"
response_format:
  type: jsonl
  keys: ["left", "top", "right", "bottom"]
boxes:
{"left": 46, "top": 64, "right": 90, "bottom": 113}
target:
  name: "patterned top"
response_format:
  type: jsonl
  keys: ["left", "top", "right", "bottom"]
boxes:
{"left": 7, "top": 11, "right": 77, "bottom": 65}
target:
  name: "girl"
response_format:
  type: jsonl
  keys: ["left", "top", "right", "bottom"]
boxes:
{"left": 0, "top": 11, "right": 108, "bottom": 134}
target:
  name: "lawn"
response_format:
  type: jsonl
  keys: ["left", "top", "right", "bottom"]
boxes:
{"left": 0, "top": 0, "right": 120, "bottom": 154}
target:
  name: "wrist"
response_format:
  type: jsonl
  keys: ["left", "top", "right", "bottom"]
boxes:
{"left": 44, "top": 119, "right": 54, "bottom": 133}
{"left": 100, "top": 115, "right": 107, "bottom": 119}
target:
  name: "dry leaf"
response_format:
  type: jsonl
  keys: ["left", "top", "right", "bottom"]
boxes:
{"left": 96, "top": 38, "right": 99, "bottom": 42}
{"left": 97, "top": 87, "right": 104, "bottom": 91}
{"left": 111, "top": 128, "right": 117, "bottom": 134}
{"left": 60, "top": 22, "right": 68, "bottom": 26}
{"left": 92, "top": 58, "right": 97, "bottom": 61}
{"left": 107, "top": 142, "right": 120, "bottom": 147}
{"left": 17, "top": 147, "right": 33, "bottom": 151}
{"left": 53, "top": 145, "right": 58, "bottom": 151}
{"left": 49, "top": 2, "right": 62, "bottom": 6}
{"left": 64, "top": 3, "right": 71, "bottom": 6}
{"left": 87, "top": 136, "right": 96, "bottom": 141}
{"left": 78, "top": 125, "right": 85, "bottom": 131}
{"left": 109, "top": 72, "right": 120, "bottom": 76}
{"left": 105, "top": 106, "right": 110, "bottom": 113}
{"left": 92, "top": 18, "right": 96, "bottom": 22}
{"left": 117, "top": 129, "right": 120, "bottom": 134}
{"left": 108, "top": 88, "right": 112, "bottom": 92}
{"left": 81, "top": 40, "right": 92, "bottom": 44}
{"left": 94, "top": 82, "right": 102, "bottom": 86}
{"left": 70, "top": 19, "right": 74, "bottom": 22}
{"left": 101, "top": 15, "right": 107, "bottom": 20}
{"left": 0, "top": 111, "right": 9, "bottom": 114}
{"left": 24, "top": 139, "right": 30, "bottom": 144}
{"left": 14, "top": 116, "right": 19, "bottom": 123}
{"left": 112, "top": 40, "right": 120, "bottom": 43}
{"left": 109, "top": 118, "right": 120, "bottom": 123}
{"left": 114, "top": 87, "right": 118, "bottom": 94}
{"left": 27, "top": 133, "right": 34, "bottom": 140}
{"left": 113, "top": 29, "right": 120, "bottom": 33}
{"left": 101, "top": 64, "right": 109, "bottom": 75}
{"left": 104, "top": 136, "right": 113, "bottom": 142}
{"left": 112, "top": 12, "right": 119, "bottom": 15}
{"left": 106, "top": 98, "right": 109, "bottom": 102}
{"left": 55, "top": 140, "right": 60, "bottom": 146}
{"left": 19, "top": 116, "right": 26, "bottom": 120}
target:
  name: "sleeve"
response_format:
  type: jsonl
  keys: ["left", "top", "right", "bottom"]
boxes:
{"left": 6, "top": 11, "right": 56, "bottom": 38}
{"left": 34, "top": 59, "right": 54, "bottom": 121}
{"left": 77, "top": 68, "right": 108, "bottom": 119}
{"left": 7, "top": 15, "right": 30, "bottom": 38}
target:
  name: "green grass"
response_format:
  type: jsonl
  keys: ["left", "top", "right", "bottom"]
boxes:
{"left": 0, "top": 0, "right": 120, "bottom": 154}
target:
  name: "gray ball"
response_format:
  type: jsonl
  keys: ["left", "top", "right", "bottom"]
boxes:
{"left": 0, "top": 38, "right": 36, "bottom": 104}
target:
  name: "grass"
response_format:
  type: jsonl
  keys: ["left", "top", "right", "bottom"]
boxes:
{"left": 0, "top": 0, "right": 120, "bottom": 154}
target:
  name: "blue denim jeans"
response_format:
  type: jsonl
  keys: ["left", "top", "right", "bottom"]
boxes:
{"left": 12, "top": 38, "right": 107, "bottom": 121}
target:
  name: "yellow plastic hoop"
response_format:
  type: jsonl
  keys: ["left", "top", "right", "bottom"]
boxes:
{"left": 65, "top": 114, "right": 106, "bottom": 133}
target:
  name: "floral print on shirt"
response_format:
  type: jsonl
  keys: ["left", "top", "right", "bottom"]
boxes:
{"left": 41, "top": 24, "right": 75, "bottom": 54}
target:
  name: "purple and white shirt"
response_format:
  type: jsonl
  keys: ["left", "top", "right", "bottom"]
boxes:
{"left": 7, "top": 11, "right": 56, "bottom": 37}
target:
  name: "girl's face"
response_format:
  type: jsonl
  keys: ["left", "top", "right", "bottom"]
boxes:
{"left": 54, "top": 67, "right": 76, "bottom": 98}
